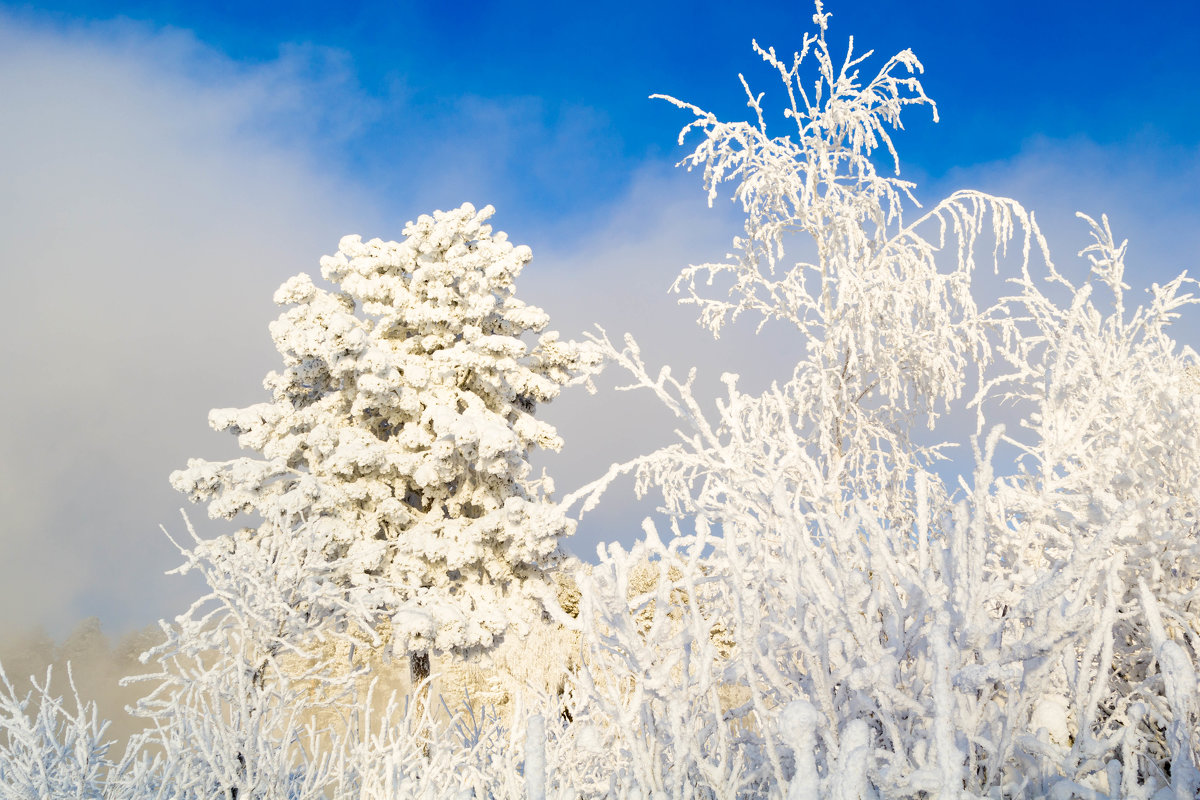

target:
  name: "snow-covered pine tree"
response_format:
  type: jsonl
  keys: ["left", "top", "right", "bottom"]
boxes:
{"left": 171, "top": 202, "right": 598, "bottom": 685}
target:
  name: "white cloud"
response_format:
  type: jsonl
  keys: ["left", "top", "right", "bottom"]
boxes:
{"left": 525, "top": 164, "right": 812, "bottom": 556}
{"left": 931, "top": 134, "right": 1200, "bottom": 304}
{"left": 0, "top": 13, "right": 381, "bottom": 638}
{"left": 527, "top": 135, "right": 1200, "bottom": 557}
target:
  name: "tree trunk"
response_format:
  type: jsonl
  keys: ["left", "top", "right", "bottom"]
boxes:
{"left": 410, "top": 650, "right": 432, "bottom": 758}
{"left": 410, "top": 650, "right": 430, "bottom": 688}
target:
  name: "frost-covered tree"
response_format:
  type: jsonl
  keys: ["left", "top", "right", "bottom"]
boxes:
{"left": 563, "top": 4, "right": 1200, "bottom": 798}
{"left": 171, "top": 202, "right": 598, "bottom": 684}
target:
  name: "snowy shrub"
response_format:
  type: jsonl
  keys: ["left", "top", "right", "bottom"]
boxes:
{"left": 0, "top": 665, "right": 115, "bottom": 800}
{"left": 0, "top": 513, "right": 570, "bottom": 799}
{"left": 118, "top": 514, "right": 354, "bottom": 800}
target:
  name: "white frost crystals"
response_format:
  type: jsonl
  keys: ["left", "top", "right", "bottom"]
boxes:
{"left": 171, "top": 202, "right": 600, "bottom": 658}
{"left": 561, "top": 5, "right": 1200, "bottom": 798}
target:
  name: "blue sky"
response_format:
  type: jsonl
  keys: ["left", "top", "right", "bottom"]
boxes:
{"left": 1, "top": 0, "right": 1198, "bottom": 638}
{"left": 8, "top": 0, "right": 1198, "bottom": 224}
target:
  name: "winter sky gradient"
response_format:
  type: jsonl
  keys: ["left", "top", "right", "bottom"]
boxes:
{"left": 1, "top": 0, "right": 1198, "bottom": 638}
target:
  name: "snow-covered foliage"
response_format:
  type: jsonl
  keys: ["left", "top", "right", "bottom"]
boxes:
{"left": 170, "top": 203, "right": 599, "bottom": 659}
{"left": 5, "top": 4, "right": 1198, "bottom": 798}
{"left": 0, "top": 513, "right": 571, "bottom": 799}
{"left": 560, "top": 5, "right": 1200, "bottom": 798}
{"left": 118, "top": 514, "right": 354, "bottom": 799}
{"left": 0, "top": 665, "right": 115, "bottom": 799}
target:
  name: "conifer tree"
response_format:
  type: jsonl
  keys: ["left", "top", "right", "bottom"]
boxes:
{"left": 172, "top": 203, "right": 598, "bottom": 684}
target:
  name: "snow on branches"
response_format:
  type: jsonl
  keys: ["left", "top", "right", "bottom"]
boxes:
{"left": 171, "top": 203, "right": 600, "bottom": 659}
{"left": 564, "top": 6, "right": 1200, "bottom": 798}
{"left": 647, "top": 7, "right": 1048, "bottom": 516}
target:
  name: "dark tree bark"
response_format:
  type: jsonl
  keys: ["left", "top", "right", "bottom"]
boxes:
{"left": 410, "top": 651, "right": 432, "bottom": 758}
{"left": 410, "top": 650, "right": 430, "bottom": 688}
